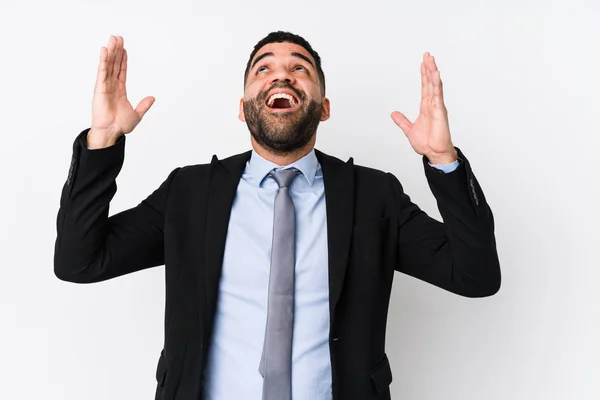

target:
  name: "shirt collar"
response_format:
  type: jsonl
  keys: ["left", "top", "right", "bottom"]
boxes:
{"left": 248, "top": 149, "right": 319, "bottom": 187}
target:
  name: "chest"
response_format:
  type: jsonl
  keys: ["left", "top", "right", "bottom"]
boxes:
{"left": 220, "top": 180, "right": 329, "bottom": 300}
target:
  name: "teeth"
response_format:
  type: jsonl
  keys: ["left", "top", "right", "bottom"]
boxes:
{"left": 267, "top": 93, "right": 297, "bottom": 107}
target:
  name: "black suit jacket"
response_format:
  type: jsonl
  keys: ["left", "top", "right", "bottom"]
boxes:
{"left": 54, "top": 129, "right": 501, "bottom": 400}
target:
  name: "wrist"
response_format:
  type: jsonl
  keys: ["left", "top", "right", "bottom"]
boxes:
{"left": 427, "top": 147, "right": 458, "bottom": 165}
{"left": 87, "top": 128, "right": 122, "bottom": 149}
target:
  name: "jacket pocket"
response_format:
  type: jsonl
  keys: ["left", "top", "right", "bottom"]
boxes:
{"left": 370, "top": 353, "right": 393, "bottom": 395}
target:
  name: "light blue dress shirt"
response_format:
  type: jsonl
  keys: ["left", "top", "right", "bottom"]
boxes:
{"left": 203, "top": 149, "right": 458, "bottom": 399}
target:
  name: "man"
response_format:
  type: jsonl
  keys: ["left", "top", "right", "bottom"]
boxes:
{"left": 54, "top": 31, "right": 501, "bottom": 400}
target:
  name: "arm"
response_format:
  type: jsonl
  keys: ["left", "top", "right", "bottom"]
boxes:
{"left": 54, "top": 130, "right": 179, "bottom": 283}
{"left": 54, "top": 35, "right": 162, "bottom": 283}
{"left": 389, "top": 53, "right": 500, "bottom": 297}
{"left": 389, "top": 149, "right": 500, "bottom": 297}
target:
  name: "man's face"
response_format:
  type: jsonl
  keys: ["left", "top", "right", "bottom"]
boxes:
{"left": 240, "top": 42, "right": 330, "bottom": 155}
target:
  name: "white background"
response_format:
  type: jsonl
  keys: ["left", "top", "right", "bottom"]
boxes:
{"left": 1, "top": 0, "right": 598, "bottom": 399}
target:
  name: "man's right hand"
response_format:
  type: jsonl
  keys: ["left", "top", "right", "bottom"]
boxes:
{"left": 87, "top": 35, "right": 155, "bottom": 149}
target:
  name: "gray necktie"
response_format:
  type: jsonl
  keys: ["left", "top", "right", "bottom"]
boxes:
{"left": 259, "top": 169, "right": 298, "bottom": 400}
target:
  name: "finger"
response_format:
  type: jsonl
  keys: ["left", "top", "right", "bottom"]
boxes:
{"left": 106, "top": 35, "right": 117, "bottom": 79}
{"left": 421, "top": 55, "right": 431, "bottom": 101}
{"left": 425, "top": 53, "right": 435, "bottom": 88}
{"left": 427, "top": 55, "right": 439, "bottom": 88}
{"left": 420, "top": 61, "right": 427, "bottom": 100}
{"left": 430, "top": 54, "right": 440, "bottom": 72}
{"left": 135, "top": 96, "right": 156, "bottom": 119}
{"left": 429, "top": 56, "right": 445, "bottom": 109}
{"left": 113, "top": 36, "right": 124, "bottom": 79}
{"left": 118, "top": 48, "right": 128, "bottom": 84}
{"left": 96, "top": 46, "right": 108, "bottom": 85}
{"left": 390, "top": 111, "right": 413, "bottom": 135}
{"left": 431, "top": 69, "right": 445, "bottom": 109}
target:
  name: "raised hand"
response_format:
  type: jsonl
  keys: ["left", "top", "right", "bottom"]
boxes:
{"left": 88, "top": 36, "right": 155, "bottom": 149}
{"left": 391, "top": 53, "right": 457, "bottom": 165}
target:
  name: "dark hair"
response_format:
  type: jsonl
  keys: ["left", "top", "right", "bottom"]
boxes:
{"left": 244, "top": 31, "right": 326, "bottom": 95}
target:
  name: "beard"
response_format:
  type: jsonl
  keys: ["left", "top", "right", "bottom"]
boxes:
{"left": 243, "top": 83, "right": 323, "bottom": 156}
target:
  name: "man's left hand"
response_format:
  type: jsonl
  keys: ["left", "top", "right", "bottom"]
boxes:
{"left": 391, "top": 52, "right": 457, "bottom": 165}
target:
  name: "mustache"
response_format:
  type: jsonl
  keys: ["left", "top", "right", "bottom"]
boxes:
{"left": 259, "top": 82, "right": 305, "bottom": 102}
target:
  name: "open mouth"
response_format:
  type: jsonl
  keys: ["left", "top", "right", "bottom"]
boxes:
{"left": 265, "top": 92, "right": 300, "bottom": 111}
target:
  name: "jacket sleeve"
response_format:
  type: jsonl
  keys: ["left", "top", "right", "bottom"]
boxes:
{"left": 54, "top": 129, "right": 180, "bottom": 283}
{"left": 389, "top": 147, "right": 501, "bottom": 297}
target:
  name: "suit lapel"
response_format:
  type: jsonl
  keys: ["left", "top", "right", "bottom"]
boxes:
{"left": 203, "top": 151, "right": 251, "bottom": 336}
{"left": 316, "top": 150, "right": 355, "bottom": 325}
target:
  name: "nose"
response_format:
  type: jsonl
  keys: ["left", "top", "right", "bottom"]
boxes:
{"left": 270, "top": 66, "right": 296, "bottom": 86}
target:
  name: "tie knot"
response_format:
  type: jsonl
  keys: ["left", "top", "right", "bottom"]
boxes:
{"left": 270, "top": 169, "right": 298, "bottom": 188}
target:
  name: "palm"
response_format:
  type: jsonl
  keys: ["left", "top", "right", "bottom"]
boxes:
{"left": 91, "top": 36, "right": 154, "bottom": 137}
{"left": 391, "top": 53, "right": 455, "bottom": 162}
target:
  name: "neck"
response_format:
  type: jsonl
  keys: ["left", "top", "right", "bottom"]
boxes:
{"left": 250, "top": 136, "right": 316, "bottom": 166}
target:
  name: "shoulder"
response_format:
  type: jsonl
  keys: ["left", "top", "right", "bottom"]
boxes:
{"left": 170, "top": 150, "right": 252, "bottom": 183}
{"left": 315, "top": 148, "right": 392, "bottom": 182}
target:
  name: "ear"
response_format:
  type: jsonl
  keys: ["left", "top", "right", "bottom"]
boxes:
{"left": 238, "top": 98, "right": 246, "bottom": 122}
{"left": 320, "top": 97, "right": 331, "bottom": 122}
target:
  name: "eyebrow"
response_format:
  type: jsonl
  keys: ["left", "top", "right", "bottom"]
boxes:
{"left": 291, "top": 52, "right": 315, "bottom": 68}
{"left": 251, "top": 51, "right": 315, "bottom": 70}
